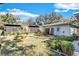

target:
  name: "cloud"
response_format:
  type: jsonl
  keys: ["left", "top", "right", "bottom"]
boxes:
{"left": 54, "top": 9, "right": 69, "bottom": 12}
{"left": 73, "top": 12, "right": 79, "bottom": 14}
{"left": 7, "top": 8, "right": 23, "bottom": 12}
{"left": 54, "top": 3, "right": 79, "bottom": 10}
{"left": 0, "top": 8, "right": 39, "bottom": 18}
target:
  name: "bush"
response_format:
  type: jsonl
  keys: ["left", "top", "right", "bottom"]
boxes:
{"left": 53, "top": 36, "right": 73, "bottom": 41}
{"left": 60, "top": 41, "right": 74, "bottom": 56}
{"left": 0, "top": 25, "right": 4, "bottom": 30}
{"left": 50, "top": 39, "right": 74, "bottom": 56}
{"left": 50, "top": 40, "right": 60, "bottom": 50}
{"left": 72, "top": 34, "right": 79, "bottom": 40}
{"left": 1, "top": 39, "right": 26, "bottom": 56}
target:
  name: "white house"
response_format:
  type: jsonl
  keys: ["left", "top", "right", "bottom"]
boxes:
{"left": 42, "top": 22, "right": 79, "bottom": 36}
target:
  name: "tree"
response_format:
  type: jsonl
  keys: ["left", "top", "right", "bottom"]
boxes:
{"left": 26, "top": 18, "right": 35, "bottom": 26}
{"left": 35, "top": 12, "right": 63, "bottom": 25}
{"left": 74, "top": 13, "right": 79, "bottom": 21}
{"left": 48, "top": 12, "right": 63, "bottom": 23}
{"left": 0, "top": 13, "right": 20, "bottom": 24}
{"left": 36, "top": 14, "right": 49, "bottom": 25}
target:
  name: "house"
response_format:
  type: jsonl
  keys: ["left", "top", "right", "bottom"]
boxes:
{"left": 24, "top": 25, "right": 39, "bottom": 33}
{"left": 4, "top": 24, "right": 21, "bottom": 33}
{"left": 73, "top": 12, "right": 79, "bottom": 21}
{"left": 42, "top": 22, "right": 79, "bottom": 36}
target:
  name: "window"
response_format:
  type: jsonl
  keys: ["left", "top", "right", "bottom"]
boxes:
{"left": 57, "top": 28, "right": 60, "bottom": 31}
{"left": 78, "top": 43, "right": 79, "bottom": 46}
{"left": 63, "top": 31, "right": 65, "bottom": 33}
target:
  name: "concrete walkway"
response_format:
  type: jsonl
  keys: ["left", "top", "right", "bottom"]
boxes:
{"left": 73, "top": 52, "right": 79, "bottom": 56}
{"left": 72, "top": 40, "right": 79, "bottom": 56}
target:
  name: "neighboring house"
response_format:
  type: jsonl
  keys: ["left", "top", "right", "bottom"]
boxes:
{"left": 27, "top": 25, "right": 39, "bottom": 33}
{"left": 42, "top": 22, "right": 79, "bottom": 36}
{"left": 23, "top": 24, "right": 39, "bottom": 33}
{"left": 4, "top": 24, "right": 21, "bottom": 33}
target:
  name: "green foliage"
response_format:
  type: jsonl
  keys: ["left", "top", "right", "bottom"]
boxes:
{"left": 50, "top": 38, "right": 74, "bottom": 56}
{"left": 0, "top": 13, "right": 20, "bottom": 24}
{"left": 72, "top": 34, "right": 79, "bottom": 40}
{"left": 0, "top": 25, "right": 4, "bottom": 30}
{"left": 70, "top": 21, "right": 79, "bottom": 26}
{"left": 50, "top": 40, "right": 58, "bottom": 50}
{"left": 1, "top": 40, "right": 19, "bottom": 56}
{"left": 35, "top": 12, "right": 63, "bottom": 25}
{"left": 1, "top": 39, "right": 36, "bottom": 56}
{"left": 54, "top": 36, "right": 73, "bottom": 41}
{"left": 60, "top": 41, "right": 74, "bottom": 56}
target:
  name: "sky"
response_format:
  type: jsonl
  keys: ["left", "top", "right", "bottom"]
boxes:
{"left": 0, "top": 3, "right": 79, "bottom": 20}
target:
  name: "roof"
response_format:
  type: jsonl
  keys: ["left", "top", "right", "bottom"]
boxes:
{"left": 4, "top": 24, "right": 21, "bottom": 26}
{"left": 42, "top": 22, "right": 70, "bottom": 27}
{"left": 28, "top": 25, "right": 39, "bottom": 27}
{"left": 42, "top": 21, "right": 79, "bottom": 28}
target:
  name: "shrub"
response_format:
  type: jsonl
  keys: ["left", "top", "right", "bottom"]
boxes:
{"left": 53, "top": 36, "right": 73, "bottom": 41}
{"left": 0, "top": 25, "right": 4, "bottom": 30}
{"left": 60, "top": 41, "right": 74, "bottom": 56}
{"left": 50, "top": 40, "right": 59, "bottom": 50}
{"left": 1, "top": 40, "right": 25, "bottom": 56}
{"left": 72, "top": 34, "right": 79, "bottom": 40}
{"left": 50, "top": 39, "right": 74, "bottom": 56}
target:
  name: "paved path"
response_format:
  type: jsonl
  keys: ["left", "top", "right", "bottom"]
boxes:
{"left": 72, "top": 40, "right": 79, "bottom": 56}
{"left": 73, "top": 52, "right": 79, "bottom": 56}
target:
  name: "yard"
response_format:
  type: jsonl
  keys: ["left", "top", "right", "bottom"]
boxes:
{"left": 0, "top": 33, "right": 53, "bottom": 56}
{"left": 0, "top": 31, "right": 78, "bottom": 56}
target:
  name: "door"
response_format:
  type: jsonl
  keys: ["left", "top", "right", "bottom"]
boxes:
{"left": 45, "top": 28, "right": 49, "bottom": 34}
{"left": 51, "top": 28, "right": 54, "bottom": 35}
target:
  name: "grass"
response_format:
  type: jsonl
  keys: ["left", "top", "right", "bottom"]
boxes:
{"left": 0, "top": 32, "right": 53, "bottom": 56}
{"left": 18, "top": 33, "right": 52, "bottom": 56}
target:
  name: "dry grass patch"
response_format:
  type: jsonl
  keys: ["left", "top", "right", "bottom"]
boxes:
{"left": 17, "top": 33, "right": 52, "bottom": 56}
{"left": 1, "top": 33, "right": 53, "bottom": 56}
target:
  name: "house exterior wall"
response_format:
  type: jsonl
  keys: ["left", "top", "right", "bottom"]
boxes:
{"left": 76, "top": 28, "right": 79, "bottom": 34}
{"left": 24, "top": 26, "right": 39, "bottom": 33}
{"left": 5, "top": 26, "right": 21, "bottom": 33}
{"left": 28, "top": 27, "right": 39, "bottom": 33}
{"left": 49, "top": 26, "right": 76, "bottom": 36}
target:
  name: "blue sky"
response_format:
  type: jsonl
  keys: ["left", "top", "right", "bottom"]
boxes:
{"left": 0, "top": 3, "right": 79, "bottom": 20}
